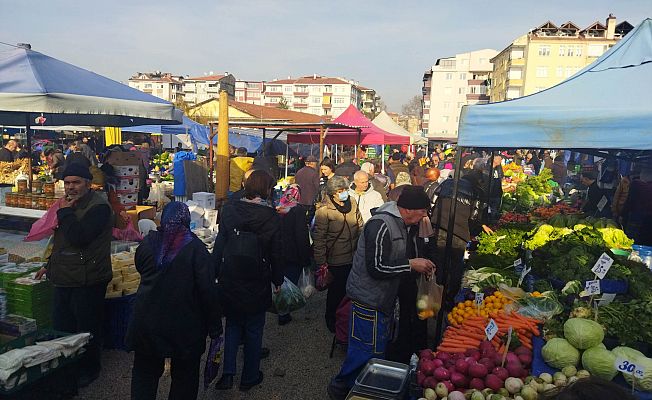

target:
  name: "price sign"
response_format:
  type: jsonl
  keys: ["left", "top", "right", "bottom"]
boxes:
{"left": 591, "top": 253, "right": 614, "bottom": 279}
{"left": 597, "top": 195, "right": 608, "bottom": 212}
{"left": 514, "top": 258, "right": 522, "bottom": 267}
{"left": 485, "top": 319, "right": 499, "bottom": 341}
{"left": 615, "top": 357, "right": 646, "bottom": 378}
{"left": 598, "top": 293, "right": 616, "bottom": 306}
{"left": 474, "top": 292, "right": 484, "bottom": 306}
{"left": 585, "top": 279, "right": 601, "bottom": 296}
{"left": 517, "top": 265, "right": 532, "bottom": 287}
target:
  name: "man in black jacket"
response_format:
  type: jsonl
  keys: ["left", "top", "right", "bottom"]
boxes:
{"left": 35, "top": 163, "right": 113, "bottom": 387}
{"left": 0, "top": 140, "right": 17, "bottom": 162}
{"left": 334, "top": 151, "right": 360, "bottom": 181}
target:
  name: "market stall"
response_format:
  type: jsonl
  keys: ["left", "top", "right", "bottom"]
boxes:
{"left": 409, "top": 18, "right": 652, "bottom": 400}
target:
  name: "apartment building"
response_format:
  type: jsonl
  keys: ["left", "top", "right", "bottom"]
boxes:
{"left": 128, "top": 72, "right": 184, "bottom": 103}
{"left": 358, "top": 86, "right": 381, "bottom": 118}
{"left": 490, "top": 14, "right": 633, "bottom": 102}
{"left": 182, "top": 73, "right": 236, "bottom": 106}
{"left": 422, "top": 49, "right": 497, "bottom": 138}
{"left": 262, "top": 75, "right": 376, "bottom": 118}
{"left": 235, "top": 80, "right": 264, "bottom": 105}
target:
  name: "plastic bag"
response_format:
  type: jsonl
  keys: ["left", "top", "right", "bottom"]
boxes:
{"left": 416, "top": 274, "right": 443, "bottom": 320}
{"left": 511, "top": 292, "right": 564, "bottom": 320}
{"left": 203, "top": 335, "right": 223, "bottom": 389}
{"left": 24, "top": 198, "right": 64, "bottom": 242}
{"left": 298, "top": 267, "right": 316, "bottom": 299}
{"left": 272, "top": 277, "right": 307, "bottom": 315}
{"left": 315, "top": 264, "right": 333, "bottom": 291}
{"left": 112, "top": 216, "right": 143, "bottom": 241}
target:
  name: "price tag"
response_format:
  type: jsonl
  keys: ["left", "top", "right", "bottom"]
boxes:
{"left": 474, "top": 292, "right": 484, "bottom": 306}
{"left": 597, "top": 195, "right": 608, "bottom": 212}
{"left": 585, "top": 279, "right": 601, "bottom": 296}
{"left": 517, "top": 265, "right": 532, "bottom": 287}
{"left": 485, "top": 319, "right": 499, "bottom": 341}
{"left": 514, "top": 258, "right": 522, "bottom": 267}
{"left": 591, "top": 253, "right": 614, "bottom": 279}
{"left": 598, "top": 293, "right": 616, "bottom": 306}
{"left": 615, "top": 357, "right": 646, "bottom": 378}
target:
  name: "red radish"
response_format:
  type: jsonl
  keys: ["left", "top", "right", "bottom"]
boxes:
{"left": 433, "top": 367, "right": 450, "bottom": 381}
{"left": 441, "top": 380, "right": 455, "bottom": 393}
{"left": 423, "top": 377, "right": 438, "bottom": 389}
{"left": 470, "top": 377, "right": 486, "bottom": 390}
{"left": 484, "top": 374, "right": 504, "bottom": 391}
{"left": 436, "top": 352, "right": 452, "bottom": 362}
{"left": 505, "top": 353, "right": 519, "bottom": 365}
{"left": 450, "top": 372, "right": 469, "bottom": 388}
{"left": 416, "top": 371, "right": 426, "bottom": 386}
{"left": 433, "top": 359, "right": 444, "bottom": 368}
{"left": 420, "top": 360, "right": 436, "bottom": 376}
{"left": 479, "top": 341, "right": 494, "bottom": 353}
{"left": 518, "top": 353, "right": 532, "bottom": 367}
{"left": 479, "top": 357, "right": 495, "bottom": 370}
{"left": 420, "top": 349, "right": 435, "bottom": 360}
{"left": 455, "top": 359, "right": 469, "bottom": 374}
{"left": 468, "top": 363, "right": 489, "bottom": 378}
{"left": 465, "top": 348, "right": 480, "bottom": 358}
{"left": 506, "top": 363, "right": 526, "bottom": 379}
{"left": 492, "top": 366, "right": 509, "bottom": 381}
{"left": 447, "top": 366, "right": 457, "bottom": 377}
{"left": 514, "top": 346, "right": 531, "bottom": 356}
{"left": 452, "top": 352, "right": 464, "bottom": 361}
{"left": 444, "top": 359, "right": 456, "bottom": 369}
{"left": 493, "top": 353, "right": 505, "bottom": 366}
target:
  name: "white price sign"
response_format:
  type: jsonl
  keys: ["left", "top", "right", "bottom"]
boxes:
{"left": 598, "top": 293, "right": 617, "bottom": 306}
{"left": 474, "top": 292, "right": 484, "bottom": 306}
{"left": 517, "top": 265, "right": 532, "bottom": 287}
{"left": 615, "top": 357, "right": 646, "bottom": 378}
{"left": 585, "top": 279, "right": 601, "bottom": 296}
{"left": 513, "top": 258, "right": 522, "bottom": 267}
{"left": 485, "top": 318, "right": 499, "bottom": 341}
{"left": 597, "top": 195, "right": 608, "bottom": 212}
{"left": 591, "top": 253, "right": 614, "bottom": 279}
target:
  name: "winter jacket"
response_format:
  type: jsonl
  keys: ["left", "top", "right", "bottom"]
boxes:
{"left": 126, "top": 237, "right": 221, "bottom": 359}
{"left": 295, "top": 165, "right": 320, "bottom": 206}
{"left": 313, "top": 196, "right": 363, "bottom": 267}
{"left": 46, "top": 191, "right": 113, "bottom": 288}
{"left": 212, "top": 199, "right": 284, "bottom": 316}
{"left": 229, "top": 156, "right": 254, "bottom": 192}
{"left": 334, "top": 161, "right": 360, "bottom": 181}
{"left": 346, "top": 202, "right": 417, "bottom": 315}
{"left": 388, "top": 163, "right": 409, "bottom": 183}
{"left": 0, "top": 148, "right": 13, "bottom": 162}
{"left": 348, "top": 184, "right": 384, "bottom": 223}
{"left": 280, "top": 204, "right": 312, "bottom": 267}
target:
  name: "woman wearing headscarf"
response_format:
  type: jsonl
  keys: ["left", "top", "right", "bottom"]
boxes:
{"left": 127, "top": 202, "right": 221, "bottom": 400}
{"left": 276, "top": 184, "right": 311, "bottom": 325}
{"left": 313, "top": 175, "right": 363, "bottom": 333}
{"left": 213, "top": 170, "right": 284, "bottom": 391}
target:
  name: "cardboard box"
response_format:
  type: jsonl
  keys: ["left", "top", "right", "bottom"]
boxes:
{"left": 114, "top": 165, "right": 139, "bottom": 178}
{"left": 108, "top": 152, "right": 140, "bottom": 166}
{"left": 192, "top": 192, "right": 215, "bottom": 210}
{"left": 117, "top": 178, "right": 140, "bottom": 192}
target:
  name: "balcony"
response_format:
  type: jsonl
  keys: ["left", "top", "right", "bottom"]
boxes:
{"left": 323, "top": 104, "right": 332, "bottom": 109}
{"left": 510, "top": 58, "right": 525, "bottom": 66}
{"left": 264, "top": 92, "right": 283, "bottom": 97}
{"left": 467, "top": 79, "right": 485, "bottom": 86}
{"left": 506, "top": 78, "right": 523, "bottom": 87}
{"left": 293, "top": 91, "right": 309, "bottom": 97}
{"left": 293, "top": 103, "right": 308, "bottom": 108}
{"left": 466, "top": 94, "right": 489, "bottom": 101}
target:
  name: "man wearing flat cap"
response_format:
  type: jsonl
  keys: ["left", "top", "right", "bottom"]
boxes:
{"left": 35, "top": 163, "right": 113, "bottom": 387}
{"left": 328, "top": 186, "right": 436, "bottom": 400}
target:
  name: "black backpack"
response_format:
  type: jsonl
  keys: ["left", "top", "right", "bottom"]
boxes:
{"left": 218, "top": 228, "right": 269, "bottom": 282}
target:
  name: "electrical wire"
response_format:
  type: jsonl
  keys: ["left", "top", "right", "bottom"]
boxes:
{"left": 0, "top": 41, "right": 20, "bottom": 48}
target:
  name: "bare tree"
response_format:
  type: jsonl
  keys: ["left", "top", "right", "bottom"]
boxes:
{"left": 277, "top": 97, "right": 290, "bottom": 110}
{"left": 401, "top": 95, "right": 422, "bottom": 117}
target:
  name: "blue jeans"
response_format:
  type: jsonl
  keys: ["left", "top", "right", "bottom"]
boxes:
{"left": 222, "top": 312, "right": 266, "bottom": 384}
{"left": 331, "top": 302, "right": 390, "bottom": 391}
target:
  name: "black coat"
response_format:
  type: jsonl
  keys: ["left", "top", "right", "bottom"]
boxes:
{"left": 334, "top": 161, "right": 360, "bottom": 181}
{"left": 126, "top": 237, "right": 221, "bottom": 359}
{"left": 212, "top": 199, "right": 284, "bottom": 316}
{"left": 280, "top": 204, "right": 311, "bottom": 268}
{"left": 0, "top": 148, "right": 13, "bottom": 162}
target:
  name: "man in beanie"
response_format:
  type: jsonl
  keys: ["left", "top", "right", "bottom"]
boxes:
{"left": 35, "top": 163, "right": 113, "bottom": 387}
{"left": 328, "top": 186, "right": 436, "bottom": 400}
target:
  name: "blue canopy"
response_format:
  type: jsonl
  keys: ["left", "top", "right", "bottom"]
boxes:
{"left": 458, "top": 18, "right": 652, "bottom": 151}
{"left": 123, "top": 115, "right": 210, "bottom": 144}
{"left": 0, "top": 45, "right": 181, "bottom": 126}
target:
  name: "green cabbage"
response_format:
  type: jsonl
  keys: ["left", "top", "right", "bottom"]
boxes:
{"left": 612, "top": 346, "right": 645, "bottom": 361}
{"left": 623, "top": 356, "right": 652, "bottom": 391}
{"left": 581, "top": 346, "right": 617, "bottom": 380}
{"left": 564, "top": 318, "right": 605, "bottom": 349}
{"left": 542, "top": 338, "right": 580, "bottom": 369}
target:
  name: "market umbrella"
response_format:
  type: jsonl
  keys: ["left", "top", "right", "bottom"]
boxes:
{"left": 0, "top": 44, "right": 182, "bottom": 127}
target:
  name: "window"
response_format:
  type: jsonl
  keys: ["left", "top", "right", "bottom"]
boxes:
{"left": 459, "top": 73, "right": 467, "bottom": 80}
{"left": 444, "top": 87, "right": 452, "bottom": 95}
{"left": 559, "top": 45, "right": 566, "bottom": 56}
{"left": 310, "top": 107, "right": 321, "bottom": 114}
{"left": 445, "top": 73, "right": 453, "bottom": 80}
{"left": 441, "top": 60, "right": 456, "bottom": 68}
{"left": 144, "top": 84, "right": 152, "bottom": 89}
{"left": 442, "top": 116, "right": 449, "bottom": 123}
{"left": 284, "top": 86, "right": 292, "bottom": 92}
{"left": 268, "top": 97, "right": 280, "bottom": 103}
{"left": 507, "top": 87, "right": 521, "bottom": 99}
{"left": 458, "top": 87, "right": 466, "bottom": 94}
{"left": 267, "top": 85, "right": 281, "bottom": 92}
{"left": 333, "top": 97, "right": 345, "bottom": 104}
{"left": 588, "top": 44, "right": 607, "bottom": 57}
{"left": 565, "top": 67, "right": 573, "bottom": 77}
{"left": 556, "top": 67, "right": 563, "bottom": 78}
{"left": 536, "top": 66, "right": 548, "bottom": 78}
{"left": 508, "top": 68, "right": 522, "bottom": 79}
{"left": 538, "top": 45, "right": 550, "bottom": 56}
{"left": 443, "top": 102, "right": 450, "bottom": 109}
{"left": 576, "top": 46, "right": 583, "bottom": 57}
{"left": 567, "top": 47, "right": 574, "bottom": 57}
{"left": 470, "top": 86, "right": 477, "bottom": 94}
{"left": 311, "top": 96, "right": 321, "bottom": 103}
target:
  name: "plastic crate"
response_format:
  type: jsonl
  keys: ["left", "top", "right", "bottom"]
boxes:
{"left": 103, "top": 293, "right": 136, "bottom": 350}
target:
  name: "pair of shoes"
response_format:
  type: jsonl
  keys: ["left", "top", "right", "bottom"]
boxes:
{"left": 239, "top": 371, "right": 263, "bottom": 391}
{"left": 77, "top": 370, "right": 100, "bottom": 388}
{"left": 260, "top": 347, "right": 270, "bottom": 359}
{"left": 215, "top": 374, "right": 234, "bottom": 390}
{"left": 278, "top": 314, "right": 292, "bottom": 326}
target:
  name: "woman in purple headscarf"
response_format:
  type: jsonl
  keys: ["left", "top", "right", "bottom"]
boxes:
{"left": 127, "top": 201, "right": 221, "bottom": 400}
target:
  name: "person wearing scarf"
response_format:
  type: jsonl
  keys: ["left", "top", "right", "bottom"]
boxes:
{"left": 313, "top": 175, "right": 363, "bottom": 333}
{"left": 276, "top": 184, "right": 311, "bottom": 325}
{"left": 127, "top": 202, "right": 221, "bottom": 400}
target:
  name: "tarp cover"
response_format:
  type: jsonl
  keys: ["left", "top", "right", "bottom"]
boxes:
{"left": 372, "top": 111, "right": 428, "bottom": 145}
{"left": 0, "top": 46, "right": 181, "bottom": 126}
{"left": 458, "top": 18, "right": 652, "bottom": 151}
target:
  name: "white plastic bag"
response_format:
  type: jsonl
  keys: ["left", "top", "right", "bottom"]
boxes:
{"left": 298, "top": 267, "right": 316, "bottom": 299}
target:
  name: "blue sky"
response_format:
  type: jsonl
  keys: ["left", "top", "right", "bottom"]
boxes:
{"left": 2, "top": 0, "right": 650, "bottom": 111}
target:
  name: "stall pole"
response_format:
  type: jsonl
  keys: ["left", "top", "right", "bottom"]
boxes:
{"left": 319, "top": 125, "right": 325, "bottom": 162}
{"left": 262, "top": 128, "right": 266, "bottom": 156}
{"left": 25, "top": 114, "right": 32, "bottom": 191}
{"left": 381, "top": 145, "right": 385, "bottom": 174}
{"left": 487, "top": 150, "right": 496, "bottom": 218}
{"left": 208, "top": 123, "right": 215, "bottom": 185}
{"left": 215, "top": 91, "right": 230, "bottom": 205}
{"left": 284, "top": 143, "right": 289, "bottom": 179}
{"left": 434, "top": 148, "right": 464, "bottom": 346}
{"left": 335, "top": 143, "right": 338, "bottom": 162}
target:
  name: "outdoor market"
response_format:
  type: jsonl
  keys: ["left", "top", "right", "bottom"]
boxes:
{"left": 0, "top": 11, "right": 651, "bottom": 400}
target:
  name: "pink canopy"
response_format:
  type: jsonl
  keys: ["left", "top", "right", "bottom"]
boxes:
{"left": 286, "top": 105, "right": 410, "bottom": 145}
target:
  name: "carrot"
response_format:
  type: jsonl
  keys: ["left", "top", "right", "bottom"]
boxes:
{"left": 521, "top": 341, "right": 533, "bottom": 350}
{"left": 437, "top": 346, "right": 469, "bottom": 353}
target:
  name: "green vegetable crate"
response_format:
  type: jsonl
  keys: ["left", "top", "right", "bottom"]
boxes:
{"left": 6, "top": 277, "right": 53, "bottom": 329}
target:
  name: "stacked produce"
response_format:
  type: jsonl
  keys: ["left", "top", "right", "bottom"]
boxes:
{"left": 501, "top": 169, "right": 554, "bottom": 212}
{"left": 151, "top": 152, "right": 174, "bottom": 181}
{"left": 106, "top": 252, "right": 140, "bottom": 298}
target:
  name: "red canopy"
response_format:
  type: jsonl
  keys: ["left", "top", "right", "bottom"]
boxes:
{"left": 286, "top": 105, "right": 409, "bottom": 145}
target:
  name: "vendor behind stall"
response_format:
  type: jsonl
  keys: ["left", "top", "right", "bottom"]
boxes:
{"left": 35, "top": 163, "right": 113, "bottom": 388}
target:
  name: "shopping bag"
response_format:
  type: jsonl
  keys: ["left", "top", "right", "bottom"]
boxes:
{"left": 298, "top": 267, "right": 316, "bottom": 299}
{"left": 272, "top": 277, "right": 307, "bottom": 315}
{"left": 416, "top": 273, "right": 444, "bottom": 320}
{"left": 24, "top": 197, "right": 64, "bottom": 242}
{"left": 112, "top": 215, "right": 143, "bottom": 241}
{"left": 203, "top": 335, "right": 224, "bottom": 389}
{"left": 315, "top": 264, "right": 334, "bottom": 291}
